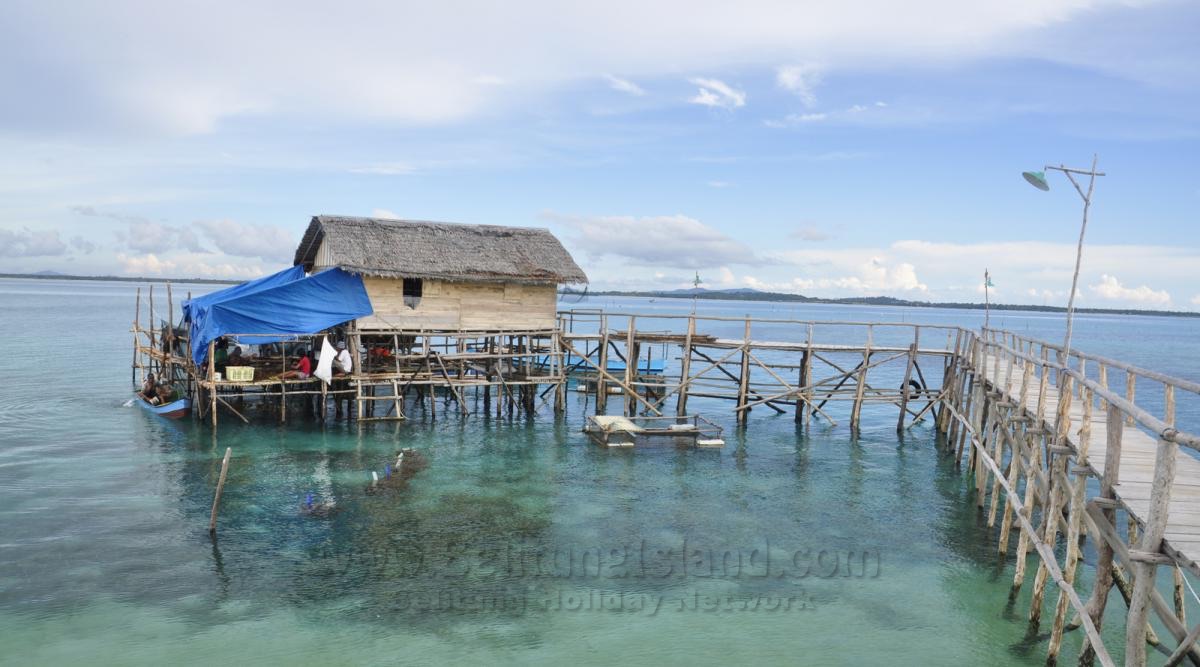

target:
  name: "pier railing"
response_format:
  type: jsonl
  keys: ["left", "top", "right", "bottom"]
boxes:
{"left": 949, "top": 327, "right": 1200, "bottom": 666}
{"left": 558, "top": 309, "right": 963, "bottom": 430}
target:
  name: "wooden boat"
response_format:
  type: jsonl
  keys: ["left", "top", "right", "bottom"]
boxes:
{"left": 134, "top": 393, "right": 191, "bottom": 419}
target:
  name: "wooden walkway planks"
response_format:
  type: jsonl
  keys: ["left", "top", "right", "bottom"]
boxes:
{"left": 982, "top": 354, "right": 1200, "bottom": 574}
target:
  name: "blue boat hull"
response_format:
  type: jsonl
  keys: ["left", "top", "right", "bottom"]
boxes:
{"left": 135, "top": 394, "right": 191, "bottom": 419}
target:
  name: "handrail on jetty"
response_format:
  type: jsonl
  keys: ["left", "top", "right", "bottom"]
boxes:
{"left": 946, "top": 327, "right": 1200, "bottom": 667}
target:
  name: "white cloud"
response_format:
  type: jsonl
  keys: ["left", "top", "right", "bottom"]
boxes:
{"left": 0, "top": 227, "right": 68, "bottom": 257}
{"left": 194, "top": 219, "right": 295, "bottom": 263}
{"left": 1192, "top": 294, "right": 1200, "bottom": 306}
{"left": 775, "top": 64, "right": 822, "bottom": 107}
{"left": 687, "top": 78, "right": 746, "bottom": 109}
{"left": 1089, "top": 274, "right": 1170, "bottom": 305}
{"left": 764, "top": 113, "right": 827, "bottom": 127}
{"left": 371, "top": 209, "right": 402, "bottom": 219}
{"left": 117, "top": 253, "right": 174, "bottom": 275}
{"left": 544, "top": 211, "right": 758, "bottom": 269}
{"left": 0, "top": 1, "right": 1156, "bottom": 135}
{"left": 603, "top": 74, "right": 645, "bottom": 96}
{"left": 125, "top": 220, "right": 206, "bottom": 254}
{"left": 706, "top": 180, "right": 732, "bottom": 188}
{"left": 789, "top": 226, "right": 831, "bottom": 241}
{"left": 348, "top": 163, "right": 416, "bottom": 176}
{"left": 118, "top": 252, "right": 267, "bottom": 279}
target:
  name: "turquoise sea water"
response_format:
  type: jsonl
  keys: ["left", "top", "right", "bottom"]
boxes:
{"left": 2, "top": 278, "right": 1199, "bottom": 665}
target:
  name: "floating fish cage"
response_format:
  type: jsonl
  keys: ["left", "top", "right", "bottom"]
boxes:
{"left": 583, "top": 414, "right": 725, "bottom": 448}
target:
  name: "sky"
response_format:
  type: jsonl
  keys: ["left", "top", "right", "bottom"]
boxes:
{"left": 1, "top": 0, "right": 1198, "bottom": 309}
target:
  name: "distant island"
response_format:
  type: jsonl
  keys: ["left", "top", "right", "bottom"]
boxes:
{"left": 576, "top": 286, "right": 1200, "bottom": 319}
{"left": 6, "top": 272, "right": 1196, "bottom": 318}
{"left": 0, "top": 272, "right": 240, "bottom": 285}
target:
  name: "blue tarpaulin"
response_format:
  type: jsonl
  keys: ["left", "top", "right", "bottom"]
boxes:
{"left": 184, "top": 267, "right": 373, "bottom": 367}
{"left": 181, "top": 265, "right": 306, "bottom": 323}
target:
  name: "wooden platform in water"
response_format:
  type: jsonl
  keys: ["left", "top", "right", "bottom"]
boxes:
{"left": 982, "top": 354, "right": 1200, "bottom": 575}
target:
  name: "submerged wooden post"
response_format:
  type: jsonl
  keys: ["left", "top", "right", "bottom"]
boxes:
{"left": 1127, "top": 434, "right": 1178, "bottom": 666}
{"left": 850, "top": 325, "right": 872, "bottom": 433}
{"left": 736, "top": 317, "right": 751, "bottom": 425}
{"left": 208, "top": 447, "right": 232, "bottom": 536}
{"left": 1047, "top": 386, "right": 1093, "bottom": 663}
{"left": 148, "top": 285, "right": 156, "bottom": 376}
{"left": 596, "top": 316, "right": 609, "bottom": 414}
{"left": 897, "top": 333, "right": 918, "bottom": 432}
{"left": 624, "top": 316, "right": 637, "bottom": 417}
{"left": 553, "top": 330, "right": 567, "bottom": 415}
{"left": 208, "top": 340, "right": 217, "bottom": 428}
{"left": 801, "top": 323, "right": 814, "bottom": 427}
{"left": 1079, "top": 402, "right": 1125, "bottom": 667}
{"left": 132, "top": 287, "right": 141, "bottom": 385}
{"left": 677, "top": 315, "right": 695, "bottom": 417}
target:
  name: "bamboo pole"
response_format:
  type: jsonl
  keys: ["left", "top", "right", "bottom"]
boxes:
{"left": 132, "top": 287, "right": 141, "bottom": 385}
{"left": 801, "top": 323, "right": 814, "bottom": 426}
{"left": 1127, "top": 434, "right": 1180, "bottom": 666}
{"left": 624, "top": 317, "right": 637, "bottom": 417}
{"left": 596, "top": 316, "right": 609, "bottom": 414}
{"left": 736, "top": 317, "right": 751, "bottom": 425}
{"left": 850, "top": 326, "right": 871, "bottom": 433}
{"left": 208, "top": 341, "right": 217, "bottom": 428}
{"left": 1126, "top": 371, "right": 1137, "bottom": 426}
{"left": 897, "top": 335, "right": 918, "bottom": 432}
{"left": 677, "top": 315, "right": 695, "bottom": 417}
{"left": 1081, "top": 402, "right": 1126, "bottom": 665}
{"left": 1047, "top": 386, "right": 1093, "bottom": 662}
{"left": 208, "top": 447, "right": 232, "bottom": 535}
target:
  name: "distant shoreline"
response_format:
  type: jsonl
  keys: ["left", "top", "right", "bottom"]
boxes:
{"left": 5, "top": 273, "right": 1196, "bottom": 318}
{"left": 0, "top": 272, "right": 240, "bottom": 285}
{"left": 581, "top": 288, "right": 1200, "bottom": 319}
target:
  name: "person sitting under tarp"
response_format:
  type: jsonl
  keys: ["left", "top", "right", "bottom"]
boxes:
{"left": 213, "top": 338, "right": 229, "bottom": 374}
{"left": 227, "top": 346, "right": 247, "bottom": 367}
{"left": 280, "top": 348, "right": 312, "bottom": 380}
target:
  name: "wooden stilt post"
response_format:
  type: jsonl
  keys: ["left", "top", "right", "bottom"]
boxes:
{"left": 1048, "top": 386, "right": 1093, "bottom": 662}
{"left": 1127, "top": 433, "right": 1179, "bottom": 666}
{"left": 850, "top": 325, "right": 871, "bottom": 433}
{"left": 897, "top": 331, "right": 918, "bottom": 432}
{"left": 208, "top": 341, "right": 217, "bottom": 428}
{"left": 996, "top": 419, "right": 1023, "bottom": 555}
{"left": 736, "top": 317, "right": 751, "bottom": 425}
{"left": 208, "top": 447, "right": 231, "bottom": 535}
{"left": 624, "top": 317, "right": 637, "bottom": 417}
{"left": 1081, "top": 402, "right": 1125, "bottom": 665}
{"left": 132, "top": 287, "right": 141, "bottom": 386}
{"left": 554, "top": 329, "right": 567, "bottom": 415}
{"left": 677, "top": 315, "right": 695, "bottom": 418}
{"left": 1012, "top": 426, "right": 1045, "bottom": 594}
{"left": 148, "top": 285, "right": 156, "bottom": 376}
{"left": 802, "top": 324, "right": 814, "bottom": 427}
{"left": 596, "top": 316, "right": 609, "bottom": 414}
{"left": 165, "top": 282, "right": 174, "bottom": 381}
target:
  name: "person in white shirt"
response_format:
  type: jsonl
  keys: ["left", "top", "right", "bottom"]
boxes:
{"left": 334, "top": 340, "right": 354, "bottom": 376}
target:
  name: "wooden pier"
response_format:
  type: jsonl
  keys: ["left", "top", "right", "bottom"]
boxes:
{"left": 131, "top": 290, "right": 1200, "bottom": 664}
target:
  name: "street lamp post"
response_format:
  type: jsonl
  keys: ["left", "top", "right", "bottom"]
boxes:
{"left": 1022, "top": 154, "right": 1105, "bottom": 361}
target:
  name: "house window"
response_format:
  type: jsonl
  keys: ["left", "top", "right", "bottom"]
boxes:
{"left": 403, "top": 278, "right": 423, "bottom": 309}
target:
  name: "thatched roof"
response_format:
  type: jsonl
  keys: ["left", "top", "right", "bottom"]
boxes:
{"left": 294, "top": 215, "right": 588, "bottom": 284}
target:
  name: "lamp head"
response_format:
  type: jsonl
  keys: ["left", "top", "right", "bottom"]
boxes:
{"left": 1022, "top": 170, "right": 1050, "bottom": 191}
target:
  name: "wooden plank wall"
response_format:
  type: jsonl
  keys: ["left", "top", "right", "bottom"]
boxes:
{"left": 357, "top": 277, "right": 557, "bottom": 331}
